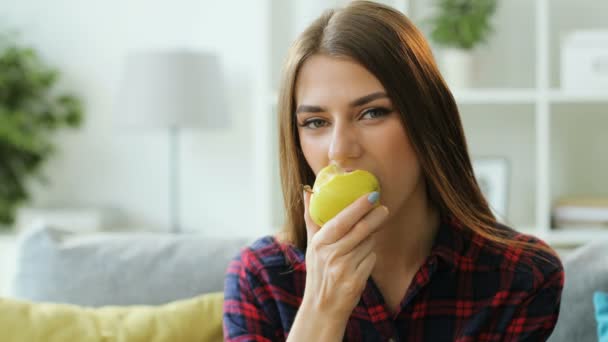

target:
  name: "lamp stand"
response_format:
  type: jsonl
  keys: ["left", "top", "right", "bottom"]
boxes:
{"left": 169, "top": 125, "right": 181, "bottom": 233}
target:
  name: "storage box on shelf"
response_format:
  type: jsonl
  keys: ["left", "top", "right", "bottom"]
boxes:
{"left": 560, "top": 30, "right": 608, "bottom": 91}
{"left": 552, "top": 197, "right": 608, "bottom": 229}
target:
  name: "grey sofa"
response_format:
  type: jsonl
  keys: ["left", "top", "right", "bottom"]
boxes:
{"left": 549, "top": 239, "right": 608, "bottom": 342}
{"left": 7, "top": 225, "right": 608, "bottom": 341}
{"left": 8, "top": 224, "right": 253, "bottom": 306}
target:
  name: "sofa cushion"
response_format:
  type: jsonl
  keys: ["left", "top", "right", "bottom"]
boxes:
{"left": 10, "top": 224, "right": 252, "bottom": 306}
{"left": 549, "top": 239, "right": 608, "bottom": 342}
{"left": 0, "top": 291, "right": 223, "bottom": 342}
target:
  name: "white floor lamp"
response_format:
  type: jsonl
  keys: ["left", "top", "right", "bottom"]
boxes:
{"left": 116, "top": 50, "right": 228, "bottom": 233}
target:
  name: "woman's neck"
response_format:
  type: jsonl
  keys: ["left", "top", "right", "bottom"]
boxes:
{"left": 372, "top": 182, "right": 440, "bottom": 276}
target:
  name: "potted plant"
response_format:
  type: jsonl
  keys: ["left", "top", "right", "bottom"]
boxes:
{"left": 0, "top": 33, "right": 84, "bottom": 230}
{"left": 426, "top": 0, "right": 498, "bottom": 88}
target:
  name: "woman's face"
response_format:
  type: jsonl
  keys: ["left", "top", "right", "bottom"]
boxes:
{"left": 295, "top": 54, "right": 425, "bottom": 217}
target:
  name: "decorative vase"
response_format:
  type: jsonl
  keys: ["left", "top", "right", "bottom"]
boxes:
{"left": 440, "top": 48, "right": 477, "bottom": 89}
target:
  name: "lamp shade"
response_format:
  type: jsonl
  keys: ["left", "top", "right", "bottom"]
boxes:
{"left": 115, "top": 50, "right": 228, "bottom": 129}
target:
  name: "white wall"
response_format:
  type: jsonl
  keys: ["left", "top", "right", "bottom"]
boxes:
{"left": 1, "top": 0, "right": 267, "bottom": 237}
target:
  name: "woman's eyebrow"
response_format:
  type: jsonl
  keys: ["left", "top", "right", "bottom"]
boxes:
{"left": 295, "top": 105, "right": 324, "bottom": 115}
{"left": 295, "top": 91, "right": 388, "bottom": 115}
{"left": 349, "top": 91, "right": 388, "bottom": 107}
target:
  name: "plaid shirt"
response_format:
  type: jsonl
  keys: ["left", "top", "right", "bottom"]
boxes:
{"left": 223, "top": 219, "right": 564, "bottom": 341}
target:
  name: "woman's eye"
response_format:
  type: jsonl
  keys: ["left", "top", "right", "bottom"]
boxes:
{"left": 361, "top": 108, "right": 390, "bottom": 120}
{"left": 300, "top": 118, "right": 328, "bottom": 129}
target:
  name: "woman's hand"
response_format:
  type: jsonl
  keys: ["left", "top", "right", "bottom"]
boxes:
{"left": 301, "top": 188, "right": 390, "bottom": 321}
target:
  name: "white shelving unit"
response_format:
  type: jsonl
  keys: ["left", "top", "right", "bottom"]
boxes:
{"left": 254, "top": 0, "right": 608, "bottom": 247}
{"left": 549, "top": 90, "right": 608, "bottom": 103}
{"left": 452, "top": 88, "right": 537, "bottom": 104}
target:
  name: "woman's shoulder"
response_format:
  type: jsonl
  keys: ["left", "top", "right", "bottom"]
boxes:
{"left": 467, "top": 222, "right": 564, "bottom": 285}
{"left": 509, "top": 226, "right": 564, "bottom": 278}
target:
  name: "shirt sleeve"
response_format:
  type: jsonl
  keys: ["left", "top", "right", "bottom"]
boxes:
{"left": 502, "top": 266, "right": 565, "bottom": 341}
{"left": 223, "top": 251, "right": 281, "bottom": 342}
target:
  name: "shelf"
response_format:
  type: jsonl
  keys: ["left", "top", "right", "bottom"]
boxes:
{"left": 549, "top": 90, "right": 608, "bottom": 103}
{"left": 543, "top": 228, "right": 608, "bottom": 246}
{"left": 452, "top": 88, "right": 537, "bottom": 104}
{"left": 456, "top": 89, "right": 608, "bottom": 105}
{"left": 517, "top": 226, "right": 608, "bottom": 247}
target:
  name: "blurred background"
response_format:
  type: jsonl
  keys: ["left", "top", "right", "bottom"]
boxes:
{"left": 0, "top": 0, "right": 606, "bottom": 322}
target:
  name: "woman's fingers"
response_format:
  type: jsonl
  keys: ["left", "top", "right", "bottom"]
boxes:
{"left": 347, "top": 234, "right": 377, "bottom": 269}
{"left": 333, "top": 205, "right": 389, "bottom": 256}
{"left": 354, "top": 251, "right": 377, "bottom": 283}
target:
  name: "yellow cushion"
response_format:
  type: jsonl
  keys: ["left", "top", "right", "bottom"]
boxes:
{"left": 0, "top": 292, "right": 224, "bottom": 342}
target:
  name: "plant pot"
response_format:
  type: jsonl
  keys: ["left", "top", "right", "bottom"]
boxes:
{"left": 440, "top": 48, "right": 477, "bottom": 89}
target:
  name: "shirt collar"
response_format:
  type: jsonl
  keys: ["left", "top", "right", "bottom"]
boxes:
{"left": 429, "top": 215, "right": 467, "bottom": 270}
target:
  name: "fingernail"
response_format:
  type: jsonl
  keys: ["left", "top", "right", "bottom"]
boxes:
{"left": 367, "top": 191, "right": 380, "bottom": 204}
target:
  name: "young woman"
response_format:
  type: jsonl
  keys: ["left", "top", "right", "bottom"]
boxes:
{"left": 224, "top": 1, "right": 564, "bottom": 341}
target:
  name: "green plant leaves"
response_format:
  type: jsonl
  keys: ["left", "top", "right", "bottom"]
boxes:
{"left": 0, "top": 34, "right": 84, "bottom": 227}
{"left": 427, "top": 0, "right": 498, "bottom": 50}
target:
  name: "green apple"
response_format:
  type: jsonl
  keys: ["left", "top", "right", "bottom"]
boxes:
{"left": 309, "top": 163, "right": 381, "bottom": 227}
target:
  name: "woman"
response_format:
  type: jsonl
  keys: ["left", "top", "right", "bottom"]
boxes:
{"left": 224, "top": 1, "right": 564, "bottom": 341}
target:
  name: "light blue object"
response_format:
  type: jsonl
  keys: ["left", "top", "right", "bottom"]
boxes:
{"left": 594, "top": 291, "right": 608, "bottom": 342}
{"left": 367, "top": 191, "right": 380, "bottom": 204}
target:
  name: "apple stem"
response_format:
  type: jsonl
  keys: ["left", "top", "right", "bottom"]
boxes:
{"left": 302, "top": 184, "right": 314, "bottom": 194}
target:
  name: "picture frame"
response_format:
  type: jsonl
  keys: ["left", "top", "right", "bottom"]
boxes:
{"left": 472, "top": 157, "right": 510, "bottom": 222}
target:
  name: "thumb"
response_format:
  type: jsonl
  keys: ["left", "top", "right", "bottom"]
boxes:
{"left": 302, "top": 185, "right": 320, "bottom": 246}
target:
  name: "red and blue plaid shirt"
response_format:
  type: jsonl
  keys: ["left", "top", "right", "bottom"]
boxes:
{"left": 223, "top": 219, "right": 564, "bottom": 341}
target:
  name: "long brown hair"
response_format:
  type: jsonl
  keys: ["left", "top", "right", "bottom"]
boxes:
{"left": 277, "top": 1, "right": 556, "bottom": 260}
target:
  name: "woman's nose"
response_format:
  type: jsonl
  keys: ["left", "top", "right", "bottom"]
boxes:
{"left": 328, "top": 122, "right": 361, "bottom": 163}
